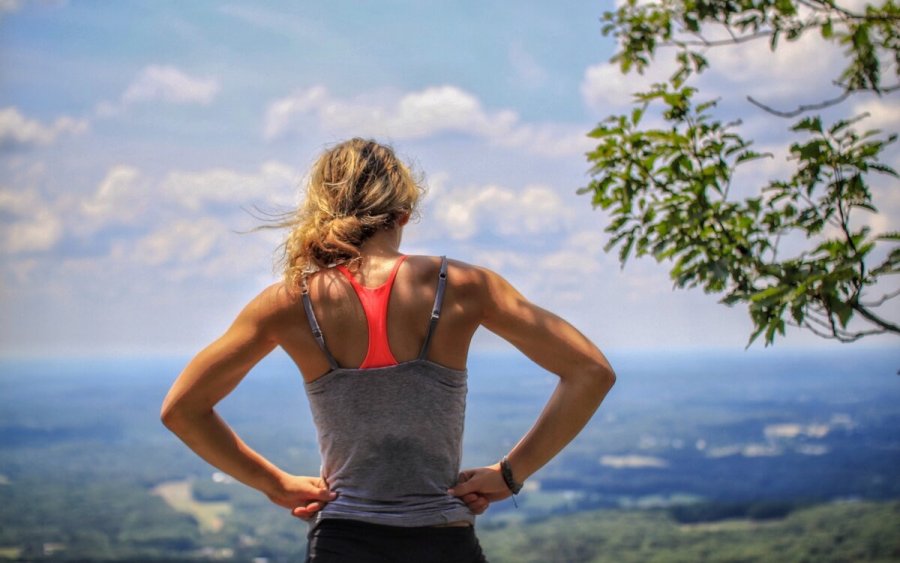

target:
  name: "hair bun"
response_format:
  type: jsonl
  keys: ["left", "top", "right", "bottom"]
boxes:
{"left": 278, "top": 138, "right": 424, "bottom": 290}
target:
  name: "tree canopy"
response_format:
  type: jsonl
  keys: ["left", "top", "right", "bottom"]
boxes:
{"left": 582, "top": 0, "right": 899, "bottom": 347}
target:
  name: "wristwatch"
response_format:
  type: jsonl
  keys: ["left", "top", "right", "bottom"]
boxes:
{"left": 500, "top": 455, "right": 524, "bottom": 494}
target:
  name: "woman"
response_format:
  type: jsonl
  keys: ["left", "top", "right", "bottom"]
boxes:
{"left": 160, "top": 138, "right": 616, "bottom": 562}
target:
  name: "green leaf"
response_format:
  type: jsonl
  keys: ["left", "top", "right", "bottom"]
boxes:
{"left": 832, "top": 300, "right": 853, "bottom": 328}
{"left": 869, "top": 163, "right": 899, "bottom": 178}
{"left": 792, "top": 116, "right": 823, "bottom": 134}
{"left": 618, "top": 233, "right": 637, "bottom": 266}
{"left": 750, "top": 286, "right": 788, "bottom": 305}
{"left": 745, "top": 324, "right": 765, "bottom": 349}
{"left": 631, "top": 106, "right": 644, "bottom": 126}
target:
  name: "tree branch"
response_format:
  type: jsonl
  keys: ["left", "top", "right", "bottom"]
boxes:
{"left": 790, "top": 318, "right": 886, "bottom": 341}
{"left": 747, "top": 83, "right": 900, "bottom": 117}
{"left": 859, "top": 287, "right": 900, "bottom": 307}
{"left": 852, "top": 302, "right": 900, "bottom": 333}
{"left": 664, "top": 30, "right": 773, "bottom": 48}
{"left": 805, "top": 304, "right": 840, "bottom": 331}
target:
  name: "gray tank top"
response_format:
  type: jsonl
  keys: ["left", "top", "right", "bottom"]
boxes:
{"left": 301, "top": 255, "right": 475, "bottom": 527}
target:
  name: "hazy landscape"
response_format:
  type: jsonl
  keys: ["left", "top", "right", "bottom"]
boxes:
{"left": 1, "top": 346, "right": 898, "bottom": 561}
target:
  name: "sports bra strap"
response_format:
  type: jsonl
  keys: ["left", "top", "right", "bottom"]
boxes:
{"left": 418, "top": 255, "right": 448, "bottom": 360}
{"left": 302, "top": 255, "right": 448, "bottom": 368}
{"left": 301, "top": 289, "right": 339, "bottom": 370}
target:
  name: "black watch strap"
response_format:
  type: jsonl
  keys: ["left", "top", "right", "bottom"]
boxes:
{"left": 500, "top": 455, "right": 524, "bottom": 494}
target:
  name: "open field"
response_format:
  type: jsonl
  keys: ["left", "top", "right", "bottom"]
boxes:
{"left": 151, "top": 479, "right": 232, "bottom": 533}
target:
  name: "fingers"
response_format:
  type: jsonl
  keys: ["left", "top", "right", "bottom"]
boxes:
{"left": 462, "top": 492, "right": 489, "bottom": 515}
{"left": 448, "top": 473, "right": 476, "bottom": 496}
{"left": 314, "top": 488, "right": 339, "bottom": 502}
{"left": 450, "top": 467, "right": 488, "bottom": 497}
{"left": 292, "top": 501, "right": 322, "bottom": 520}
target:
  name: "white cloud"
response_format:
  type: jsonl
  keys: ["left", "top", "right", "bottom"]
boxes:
{"left": 0, "top": 107, "right": 88, "bottom": 150}
{"left": 432, "top": 182, "right": 573, "bottom": 241}
{"left": 581, "top": 57, "right": 677, "bottom": 114}
{"left": 853, "top": 96, "right": 900, "bottom": 132}
{"left": 764, "top": 423, "right": 830, "bottom": 439}
{"left": 113, "top": 215, "right": 269, "bottom": 283}
{"left": 123, "top": 65, "right": 219, "bottom": 105}
{"left": 467, "top": 249, "right": 535, "bottom": 273}
{"left": 741, "top": 444, "right": 782, "bottom": 457}
{"left": 496, "top": 122, "right": 595, "bottom": 158}
{"left": 582, "top": 10, "right": 849, "bottom": 115}
{"left": 0, "top": 188, "right": 63, "bottom": 253}
{"left": 96, "top": 65, "right": 220, "bottom": 117}
{"left": 130, "top": 217, "right": 227, "bottom": 267}
{"left": 537, "top": 229, "right": 608, "bottom": 275}
{"left": 265, "top": 85, "right": 517, "bottom": 142}
{"left": 600, "top": 455, "right": 669, "bottom": 469}
{"left": 161, "top": 160, "right": 298, "bottom": 211}
{"left": 70, "top": 161, "right": 299, "bottom": 238}
{"left": 79, "top": 165, "right": 147, "bottom": 229}
{"left": 852, "top": 175, "right": 900, "bottom": 238}
{"left": 704, "top": 30, "right": 845, "bottom": 104}
{"left": 264, "top": 84, "right": 591, "bottom": 157}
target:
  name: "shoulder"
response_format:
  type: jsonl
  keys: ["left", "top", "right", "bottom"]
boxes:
{"left": 404, "top": 255, "right": 513, "bottom": 311}
{"left": 237, "top": 281, "right": 304, "bottom": 331}
{"left": 404, "top": 254, "right": 492, "bottom": 286}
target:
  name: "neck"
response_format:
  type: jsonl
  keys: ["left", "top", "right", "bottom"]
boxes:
{"left": 358, "top": 225, "right": 403, "bottom": 258}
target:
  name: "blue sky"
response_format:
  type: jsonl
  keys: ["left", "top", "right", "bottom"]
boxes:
{"left": 1, "top": 0, "right": 897, "bottom": 357}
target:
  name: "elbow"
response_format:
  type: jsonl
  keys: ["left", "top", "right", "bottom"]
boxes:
{"left": 160, "top": 399, "right": 213, "bottom": 432}
{"left": 160, "top": 400, "right": 190, "bottom": 432}
{"left": 160, "top": 402, "right": 180, "bottom": 430}
{"left": 584, "top": 362, "right": 616, "bottom": 396}
{"left": 603, "top": 362, "right": 617, "bottom": 388}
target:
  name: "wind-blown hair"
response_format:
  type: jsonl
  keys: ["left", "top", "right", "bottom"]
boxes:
{"left": 277, "top": 138, "right": 423, "bottom": 292}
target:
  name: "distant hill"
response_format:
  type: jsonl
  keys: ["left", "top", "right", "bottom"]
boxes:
{"left": 476, "top": 500, "right": 900, "bottom": 563}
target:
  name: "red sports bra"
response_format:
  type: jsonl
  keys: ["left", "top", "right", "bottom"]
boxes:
{"left": 334, "top": 254, "right": 408, "bottom": 368}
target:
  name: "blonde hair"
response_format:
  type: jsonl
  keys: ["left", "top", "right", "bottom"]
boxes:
{"left": 276, "top": 138, "right": 423, "bottom": 291}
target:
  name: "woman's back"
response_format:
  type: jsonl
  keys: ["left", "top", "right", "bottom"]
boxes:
{"left": 275, "top": 254, "right": 484, "bottom": 385}
{"left": 298, "top": 255, "right": 476, "bottom": 527}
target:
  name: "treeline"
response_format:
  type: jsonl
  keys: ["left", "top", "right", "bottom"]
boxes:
{"left": 668, "top": 499, "right": 806, "bottom": 524}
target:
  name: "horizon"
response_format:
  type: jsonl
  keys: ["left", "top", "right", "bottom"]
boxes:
{"left": 1, "top": 343, "right": 897, "bottom": 370}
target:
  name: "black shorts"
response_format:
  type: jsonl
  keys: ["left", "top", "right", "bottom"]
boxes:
{"left": 305, "top": 518, "right": 489, "bottom": 563}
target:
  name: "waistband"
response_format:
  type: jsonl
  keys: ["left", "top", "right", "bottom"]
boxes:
{"left": 308, "top": 516, "right": 474, "bottom": 539}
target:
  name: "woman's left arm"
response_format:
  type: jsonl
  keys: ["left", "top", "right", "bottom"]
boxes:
{"left": 160, "top": 286, "right": 335, "bottom": 519}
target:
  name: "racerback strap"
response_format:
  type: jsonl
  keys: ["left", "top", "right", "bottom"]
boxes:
{"left": 301, "top": 255, "right": 448, "bottom": 369}
{"left": 301, "top": 288, "right": 339, "bottom": 370}
{"left": 418, "top": 255, "right": 448, "bottom": 360}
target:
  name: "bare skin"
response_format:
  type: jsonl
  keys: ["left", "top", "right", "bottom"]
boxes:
{"left": 160, "top": 215, "right": 616, "bottom": 525}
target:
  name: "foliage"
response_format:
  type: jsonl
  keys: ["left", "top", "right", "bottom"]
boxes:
{"left": 669, "top": 499, "right": 803, "bottom": 523}
{"left": 581, "top": 0, "right": 900, "bottom": 346}
{"left": 478, "top": 500, "right": 900, "bottom": 563}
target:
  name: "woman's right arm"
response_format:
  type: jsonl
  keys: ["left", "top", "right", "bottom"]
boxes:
{"left": 449, "top": 266, "right": 616, "bottom": 508}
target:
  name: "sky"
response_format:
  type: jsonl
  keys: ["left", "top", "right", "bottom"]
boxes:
{"left": 0, "top": 0, "right": 897, "bottom": 358}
